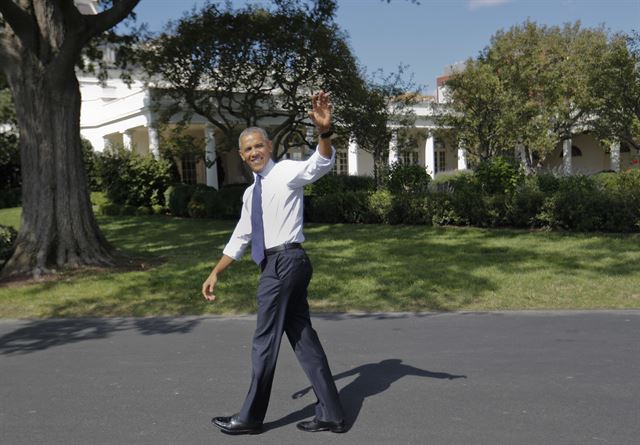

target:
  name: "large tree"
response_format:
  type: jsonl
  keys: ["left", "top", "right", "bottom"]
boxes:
{"left": 137, "top": 0, "right": 361, "bottom": 166}
{"left": 589, "top": 32, "right": 640, "bottom": 152}
{"left": 0, "top": 0, "right": 139, "bottom": 278}
{"left": 338, "top": 67, "right": 419, "bottom": 186}
{"left": 440, "top": 21, "right": 613, "bottom": 170}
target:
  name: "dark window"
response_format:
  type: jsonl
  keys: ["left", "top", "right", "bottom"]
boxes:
{"left": 181, "top": 155, "right": 198, "bottom": 184}
{"left": 559, "top": 145, "right": 582, "bottom": 157}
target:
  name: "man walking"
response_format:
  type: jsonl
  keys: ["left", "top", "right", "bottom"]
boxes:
{"left": 201, "top": 91, "right": 346, "bottom": 435}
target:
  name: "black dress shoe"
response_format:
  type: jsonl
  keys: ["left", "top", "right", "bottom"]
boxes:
{"left": 212, "top": 414, "right": 262, "bottom": 435}
{"left": 296, "top": 418, "right": 347, "bottom": 433}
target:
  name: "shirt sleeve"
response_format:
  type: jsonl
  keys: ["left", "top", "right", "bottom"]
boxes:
{"left": 286, "top": 146, "right": 336, "bottom": 189}
{"left": 222, "top": 188, "right": 252, "bottom": 260}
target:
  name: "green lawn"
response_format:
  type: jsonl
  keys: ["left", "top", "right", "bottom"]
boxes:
{"left": 1, "top": 206, "right": 639, "bottom": 318}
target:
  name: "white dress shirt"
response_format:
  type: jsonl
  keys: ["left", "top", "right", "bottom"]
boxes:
{"left": 222, "top": 147, "right": 335, "bottom": 261}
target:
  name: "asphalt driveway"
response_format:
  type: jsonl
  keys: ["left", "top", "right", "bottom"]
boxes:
{"left": 1, "top": 311, "right": 639, "bottom": 445}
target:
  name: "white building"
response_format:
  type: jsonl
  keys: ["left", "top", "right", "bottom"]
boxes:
{"left": 76, "top": 0, "right": 633, "bottom": 188}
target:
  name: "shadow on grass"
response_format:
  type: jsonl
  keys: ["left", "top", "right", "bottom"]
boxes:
{"left": 0, "top": 317, "right": 202, "bottom": 355}
{"left": 265, "top": 359, "right": 467, "bottom": 432}
{"left": 4, "top": 217, "right": 639, "bottom": 318}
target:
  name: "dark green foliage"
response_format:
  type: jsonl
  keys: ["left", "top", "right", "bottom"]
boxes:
{"left": 0, "top": 224, "right": 17, "bottom": 267}
{"left": 386, "top": 162, "right": 431, "bottom": 195}
{"left": 97, "top": 148, "right": 172, "bottom": 208}
{"left": 305, "top": 174, "right": 375, "bottom": 197}
{"left": 166, "top": 183, "right": 248, "bottom": 219}
{"left": 474, "top": 157, "right": 523, "bottom": 194}
{"left": 507, "top": 177, "right": 546, "bottom": 227}
{"left": 82, "top": 138, "right": 101, "bottom": 192}
{"left": 98, "top": 202, "right": 122, "bottom": 216}
{"left": 0, "top": 188, "right": 20, "bottom": 209}
{"left": 165, "top": 184, "right": 199, "bottom": 217}
{"left": 306, "top": 191, "right": 374, "bottom": 224}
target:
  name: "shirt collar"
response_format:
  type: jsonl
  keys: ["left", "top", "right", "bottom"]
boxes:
{"left": 255, "top": 159, "right": 275, "bottom": 179}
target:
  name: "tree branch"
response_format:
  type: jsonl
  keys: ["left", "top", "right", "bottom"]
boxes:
{"left": 58, "top": 0, "right": 84, "bottom": 28}
{"left": 0, "top": 1, "right": 35, "bottom": 47}
{"left": 83, "top": 0, "right": 140, "bottom": 40}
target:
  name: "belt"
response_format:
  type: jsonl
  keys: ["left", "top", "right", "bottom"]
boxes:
{"left": 265, "top": 242, "right": 303, "bottom": 255}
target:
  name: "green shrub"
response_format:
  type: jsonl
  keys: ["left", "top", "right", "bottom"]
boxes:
{"left": 508, "top": 177, "right": 546, "bottom": 227}
{"left": 537, "top": 175, "right": 604, "bottom": 231}
{"left": 386, "top": 163, "right": 431, "bottom": 195}
{"left": 135, "top": 206, "right": 152, "bottom": 216}
{"left": 474, "top": 156, "right": 523, "bottom": 195}
{"left": 306, "top": 174, "right": 375, "bottom": 197}
{"left": 152, "top": 204, "right": 167, "bottom": 215}
{"left": 0, "top": 187, "right": 21, "bottom": 209}
{"left": 429, "top": 170, "right": 475, "bottom": 192}
{"left": 98, "top": 202, "right": 122, "bottom": 216}
{"left": 535, "top": 173, "right": 561, "bottom": 195}
{"left": 0, "top": 224, "right": 17, "bottom": 267}
{"left": 446, "top": 173, "right": 487, "bottom": 226}
{"left": 121, "top": 205, "right": 137, "bottom": 216}
{"left": 97, "top": 148, "right": 172, "bottom": 208}
{"left": 165, "top": 184, "right": 198, "bottom": 217}
{"left": 306, "top": 191, "right": 374, "bottom": 224}
{"left": 368, "top": 189, "right": 393, "bottom": 224}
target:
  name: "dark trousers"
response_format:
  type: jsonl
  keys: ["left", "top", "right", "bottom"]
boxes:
{"left": 238, "top": 248, "right": 344, "bottom": 423}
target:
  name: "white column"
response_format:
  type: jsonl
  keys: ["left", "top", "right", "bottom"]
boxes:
{"left": 457, "top": 143, "right": 467, "bottom": 170}
{"left": 348, "top": 136, "right": 359, "bottom": 176}
{"left": 205, "top": 124, "right": 219, "bottom": 190}
{"left": 562, "top": 138, "right": 572, "bottom": 175}
{"left": 147, "top": 125, "right": 160, "bottom": 159}
{"left": 424, "top": 134, "right": 435, "bottom": 178}
{"left": 388, "top": 132, "right": 399, "bottom": 166}
{"left": 102, "top": 136, "right": 110, "bottom": 152}
{"left": 122, "top": 130, "right": 134, "bottom": 151}
{"left": 610, "top": 141, "right": 621, "bottom": 173}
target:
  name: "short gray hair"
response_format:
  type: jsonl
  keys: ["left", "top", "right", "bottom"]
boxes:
{"left": 238, "top": 127, "right": 269, "bottom": 148}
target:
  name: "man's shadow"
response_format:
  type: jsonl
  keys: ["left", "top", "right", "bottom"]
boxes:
{"left": 264, "top": 359, "right": 466, "bottom": 431}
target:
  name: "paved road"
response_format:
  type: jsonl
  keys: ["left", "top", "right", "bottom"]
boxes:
{"left": 1, "top": 311, "right": 639, "bottom": 445}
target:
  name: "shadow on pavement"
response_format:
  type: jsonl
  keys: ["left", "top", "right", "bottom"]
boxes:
{"left": 0, "top": 317, "right": 201, "bottom": 355}
{"left": 264, "top": 359, "right": 467, "bottom": 432}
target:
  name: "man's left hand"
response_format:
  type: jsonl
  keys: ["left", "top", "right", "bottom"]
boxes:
{"left": 309, "top": 91, "right": 332, "bottom": 133}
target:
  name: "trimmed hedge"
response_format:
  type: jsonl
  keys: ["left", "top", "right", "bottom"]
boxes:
{"left": 305, "top": 168, "right": 640, "bottom": 232}
{"left": 165, "top": 183, "right": 248, "bottom": 219}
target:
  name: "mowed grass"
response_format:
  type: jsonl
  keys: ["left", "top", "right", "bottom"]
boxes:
{"left": 1, "top": 206, "right": 639, "bottom": 318}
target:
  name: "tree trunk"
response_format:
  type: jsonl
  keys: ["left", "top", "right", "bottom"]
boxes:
{"left": 1, "top": 61, "right": 115, "bottom": 279}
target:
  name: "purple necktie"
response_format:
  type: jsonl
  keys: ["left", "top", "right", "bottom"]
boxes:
{"left": 251, "top": 174, "right": 265, "bottom": 265}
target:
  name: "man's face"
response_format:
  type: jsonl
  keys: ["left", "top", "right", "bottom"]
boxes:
{"left": 239, "top": 132, "right": 273, "bottom": 173}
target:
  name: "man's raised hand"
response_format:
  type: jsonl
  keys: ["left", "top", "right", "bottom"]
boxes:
{"left": 309, "top": 91, "right": 332, "bottom": 133}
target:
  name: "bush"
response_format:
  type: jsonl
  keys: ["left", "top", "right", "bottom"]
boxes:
{"left": 429, "top": 169, "right": 475, "bottom": 193}
{"left": 97, "top": 148, "right": 172, "bottom": 208}
{"left": 98, "top": 202, "right": 122, "bottom": 216}
{"left": 152, "top": 204, "right": 167, "bottom": 215}
{"left": 306, "top": 174, "right": 375, "bottom": 197}
{"left": 165, "top": 183, "right": 247, "bottom": 219}
{"left": 537, "top": 175, "right": 604, "bottom": 231}
{"left": 0, "top": 224, "right": 17, "bottom": 267}
{"left": 474, "top": 157, "right": 523, "bottom": 194}
{"left": 386, "top": 163, "right": 431, "bottom": 195}
{"left": 0, "top": 187, "right": 21, "bottom": 209}
{"left": 135, "top": 206, "right": 152, "bottom": 216}
{"left": 508, "top": 177, "right": 546, "bottom": 228}
{"left": 368, "top": 190, "right": 393, "bottom": 224}
{"left": 306, "top": 191, "right": 374, "bottom": 224}
{"left": 165, "top": 184, "right": 198, "bottom": 217}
